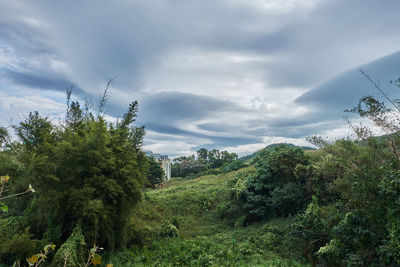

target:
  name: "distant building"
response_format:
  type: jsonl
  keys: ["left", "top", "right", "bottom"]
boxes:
{"left": 145, "top": 151, "right": 172, "bottom": 181}
{"left": 160, "top": 157, "right": 171, "bottom": 180}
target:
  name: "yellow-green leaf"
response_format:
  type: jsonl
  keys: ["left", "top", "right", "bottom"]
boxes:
{"left": 91, "top": 254, "right": 102, "bottom": 266}
{"left": 51, "top": 244, "right": 56, "bottom": 250}
{"left": 90, "top": 247, "right": 97, "bottom": 256}
{"left": 106, "top": 264, "right": 114, "bottom": 267}
{"left": 27, "top": 254, "right": 39, "bottom": 264}
{"left": 0, "top": 175, "right": 9, "bottom": 182}
{"left": 0, "top": 203, "right": 8, "bottom": 212}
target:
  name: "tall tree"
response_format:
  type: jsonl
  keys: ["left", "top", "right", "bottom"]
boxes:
{"left": 15, "top": 92, "right": 148, "bottom": 250}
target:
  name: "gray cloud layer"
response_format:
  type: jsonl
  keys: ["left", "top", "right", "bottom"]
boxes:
{"left": 1, "top": 0, "right": 400, "bottom": 155}
{"left": 297, "top": 51, "right": 400, "bottom": 122}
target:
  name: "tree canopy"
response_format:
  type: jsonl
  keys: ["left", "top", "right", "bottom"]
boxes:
{"left": 171, "top": 148, "right": 238, "bottom": 178}
{"left": 6, "top": 92, "right": 148, "bottom": 251}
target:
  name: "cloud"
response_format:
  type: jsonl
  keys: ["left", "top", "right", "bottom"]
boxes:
{"left": 1, "top": 0, "right": 400, "bottom": 156}
{"left": 5, "top": 70, "right": 74, "bottom": 92}
{"left": 0, "top": 87, "right": 65, "bottom": 127}
{"left": 139, "top": 91, "right": 250, "bottom": 123}
{"left": 296, "top": 50, "right": 400, "bottom": 122}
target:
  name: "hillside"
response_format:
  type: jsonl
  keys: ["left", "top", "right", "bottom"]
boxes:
{"left": 239, "top": 143, "right": 316, "bottom": 162}
{"left": 106, "top": 168, "right": 309, "bottom": 266}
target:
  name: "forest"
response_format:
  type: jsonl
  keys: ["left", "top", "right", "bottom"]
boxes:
{"left": 1, "top": 77, "right": 400, "bottom": 267}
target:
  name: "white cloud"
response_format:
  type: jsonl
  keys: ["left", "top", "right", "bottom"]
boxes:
{"left": 228, "top": 0, "right": 326, "bottom": 12}
{"left": 224, "top": 136, "right": 313, "bottom": 156}
{"left": 1, "top": 0, "right": 400, "bottom": 157}
{"left": 0, "top": 87, "right": 65, "bottom": 126}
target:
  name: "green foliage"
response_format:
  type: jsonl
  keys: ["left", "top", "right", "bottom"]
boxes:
{"left": 146, "top": 156, "right": 164, "bottom": 188}
{"left": 233, "top": 145, "right": 311, "bottom": 223}
{"left": 381, "top": 169, "right": 400, "bottom": 264}
{"left": 315, "top": 211, "right": 386, "bottom": 266}
{"left": 106, "top": 236, "right": 307, "bottom": 267}
{"left": 172, "top": 148, "right": 238, "bottom": 178}
{"left": 222, "top": 159, "right": 246, "bottom": 173}
{"left": 171, "top": 155, "right": 208, "bottom": 178}
{"left": 14, "top": 111, "right": 55, "bottom": 153}
{"left": 289, "top": 198, "right": 338, "bottom": 264}
{"left": 51, "top": 226, "right": 87, "bottom": 267}
{"left": 26, "top": 243, "right": 56, "bottom": 267}
{"left": 128, "top": 221, "right": 179, "bottom": 246}
{"left": 240, "top": 143, "right": 315, "bottom": 164}
{"left": 0, "top": 217, "right": 46, "bottom": 265}
{"left": 0, "top": 127, "right": 8, "bottom": 148}
{"left": 119, "top": 167, "right": 308, "bottom": 266}
{"left": 9, "top": 93, "right": 148, "bottom": 250}
{"left": 289, "top": 140, "right": 399, "bottom": 266}
{"left": 3, "top": 75, "right": 400, "bottom": 266}
{"left": 285, "top": 77, "right": 400, "bottom": 266}
{"left": 106, "top": 220, "right": 308, "bottom": 267}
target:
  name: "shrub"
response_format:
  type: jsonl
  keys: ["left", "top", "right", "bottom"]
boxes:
{"left": 289, "top": 199, "right": 332, "bottom": 264}
{"left": 222, "top": 159, "right": 246, "bottom": 173}
{"left": 0, "top": 217, "right": 46, "bottom": 265}
{"left": 158, "top": 223, "right": 179, "bottom": 238}
{"left": 51, "top": 226, "right": 87, "bottom": 267}
{"left": 235, "top": 145, "right": 311, "bottom": 224}
{"left": 146, "top": 156, "right": 165, "bottom": 188}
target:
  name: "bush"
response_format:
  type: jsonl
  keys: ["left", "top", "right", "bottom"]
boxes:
{"left": 218, "top": 170, "right": 255, "bottom": 224}
{"left": 158, "top": 223, "right": 179, "bottom": 238}
{"left": 146, "top": 156, "right": 165, "bottom": 188}
{"left": 222, "top": 159, "right": 246, "bottom": 173}
{"left": 51, "top": 226, "right": 87, "bottom": 267}
{"left": 288, "top": 199, "right": 332, "bottom": 264}
{"left": 0, "top": 217, "right": 46, "bottom": 265}
{"left": 231, "top": 145, "right": 311, "bottom": 224}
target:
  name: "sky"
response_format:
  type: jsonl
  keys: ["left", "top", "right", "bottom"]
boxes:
{"left": 1, "top": 0, "right": 400, "bottom": 157}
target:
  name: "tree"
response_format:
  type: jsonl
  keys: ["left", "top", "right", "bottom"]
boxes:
{"left": 196, "top": 148, "right": 208, "bottom": 161}
{"left": 172, "top": 155, "right": 207, "bottom": 178}
{"left": 235, "top": 144, "right": 310, "bottom": 224}
{"left": 146, "top": 157, "right": 165, "bottom": 188}
{"left": 0, "top": 127, "right": 8, "bottom": 149}
{"left": 14, "top": 90, "right": 148, "bottom": 250}
{"left": 291, "top": 73, "right": 400, "bottom": 266}
{"left": 172, "top": 148, "right": 239, "bottom": 178}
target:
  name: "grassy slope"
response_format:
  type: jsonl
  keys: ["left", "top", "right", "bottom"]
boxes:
{"left": 107, "top": 168, "right": 309, "bottom": 266}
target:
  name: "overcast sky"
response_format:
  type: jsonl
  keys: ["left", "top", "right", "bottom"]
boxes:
{"left": 1, "top": 0, "right": 400, "bottom": 157}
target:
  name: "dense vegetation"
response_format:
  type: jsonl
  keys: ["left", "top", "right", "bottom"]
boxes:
{"left": 1, "top": 77, "right": 400, "bottom": 266}
{"left": 0, "top": 90, "right": 150, "bottom": 265}
{"left": 223, "top": 145, "right": 311, "bottom": 226}
{"left": 104, "top": 168, "right": 308, "bottom": 266}
{"left": 146, "top": 156, "right": 165, "bottom": 188}
{"left": 171, "top": 148, "right": 241, "bottom": 178}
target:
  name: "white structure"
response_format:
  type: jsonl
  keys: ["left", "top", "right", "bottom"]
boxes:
{"left": 146, "top": 152, "right": 171, "bottom": 181}
{"left": 160, "top": 158, "right": 171, "bottom": 181}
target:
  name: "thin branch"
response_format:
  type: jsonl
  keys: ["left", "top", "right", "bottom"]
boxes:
{"left": 359, "top": 70, "right": 400, "bottom": 113}
{"left": 0, "top": 182, "right": 5, "bottom": 198}
{"left": 0, "top": 190, "right": 31, "bottom": 201}
{"left": 98, "top": 78, "right": 115, "bottom": 115}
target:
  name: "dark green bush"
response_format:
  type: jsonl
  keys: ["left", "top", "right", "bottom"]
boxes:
{"left": 0, "top": 217, "right": 46, "bottom": 265}
{"left": 289, "top": 199, "right": 333, "bottom": 264}
{"left": 231, "top": 145, "right": 311, "bottom": 224}
{"left": 222, "top": 159, "right": 246, "bottom": 173}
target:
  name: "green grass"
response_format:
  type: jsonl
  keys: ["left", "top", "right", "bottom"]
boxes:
{"left": 105, "top": 168, "right": 309, "bottom": 266}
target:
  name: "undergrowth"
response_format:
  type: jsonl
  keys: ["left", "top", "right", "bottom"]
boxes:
{"left": 105, "top": 168, "right": 308, "bottom": 266}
